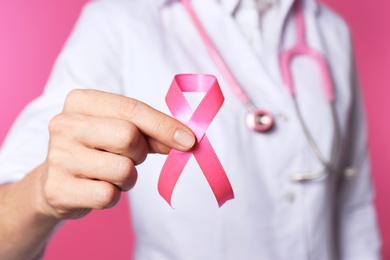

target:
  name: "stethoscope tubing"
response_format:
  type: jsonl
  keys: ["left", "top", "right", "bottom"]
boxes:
{"left": 180, "top": 0, "right": 258, "bottom": 109}
{"left": 280, "top": 0, "right": 342, "bottom": 180}
{"left": 180, "top": 0, "right": 348, "bottom": 181}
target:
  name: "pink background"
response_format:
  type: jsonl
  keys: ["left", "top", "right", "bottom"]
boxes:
{"left": 0, "top": 0, "right": 388, "bottom": 259}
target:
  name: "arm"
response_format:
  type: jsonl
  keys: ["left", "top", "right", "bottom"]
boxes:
{"left": 316, "top": 5, "right": 381, "bottom": 258}
{"left": 335, "top": 33, "right": 381, "bottom": 259}
{"left": 0, "top": 170, "right": 59, "bottom": 260}
{"left": 337, "top": 70, "right": 381, "bottom": 259}
{"left": 0, "top": 1, "right": 195, "bottom": 259}
{"left": 0, "top": 89, "right": 195, "bottom": 259}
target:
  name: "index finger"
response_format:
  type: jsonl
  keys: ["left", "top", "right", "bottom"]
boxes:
{"left": 63, "top": 89, "right": 195, "bottom": 152}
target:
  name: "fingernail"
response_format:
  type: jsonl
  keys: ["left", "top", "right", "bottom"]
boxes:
{"left": 174, "top": 129, "right": 195, "bottom": 148}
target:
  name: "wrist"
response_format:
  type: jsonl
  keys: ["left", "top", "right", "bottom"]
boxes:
{"left": 18, "top": 164, "right": 61, "bottom": 225}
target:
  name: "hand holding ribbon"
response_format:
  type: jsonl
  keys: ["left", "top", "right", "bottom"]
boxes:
{"left": 158, "top": 74, "right": 235, "bottom": 207}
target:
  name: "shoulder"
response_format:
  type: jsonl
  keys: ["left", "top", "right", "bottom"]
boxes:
{"left": 82, "top": 0, "right": 161, "bottom": 23}
{"left": 65, "top": 0, "right": 163, "bottom": 47}
{"left": 315, "top": 3, "right": 353, "bottom": 49}
{"left": 73, "top": 0, "right": 163, "bottom": 44}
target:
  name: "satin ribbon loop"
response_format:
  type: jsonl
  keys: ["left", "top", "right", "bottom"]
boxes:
{"left": 158, "top": 74, "right": 235, "bottom": 207}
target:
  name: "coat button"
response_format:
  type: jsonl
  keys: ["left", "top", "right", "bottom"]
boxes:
{"left": 284, "top": 191, "right": 295, "bottom": 203}
{"left": 277, "top": 113, "right": 289, "bottom": 122}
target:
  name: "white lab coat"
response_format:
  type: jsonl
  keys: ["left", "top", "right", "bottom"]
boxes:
{"left": 0, "top": 0, "right": 381, "bottom": 259}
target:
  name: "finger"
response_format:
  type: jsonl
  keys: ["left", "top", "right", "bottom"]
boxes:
{"left": 63, "top": 89, "right": 195, "bottom": 153}
{"left": 66, "top": 146, "right": 138, "bottom": 192}
{"left": 46, "top": 177, "right": 122, "bottom": 213}
{"left": 50, "top": 113, "right": 149, "bottom": 165}
{"left": 146, "top": 137, "right": 172, "bottom": 154}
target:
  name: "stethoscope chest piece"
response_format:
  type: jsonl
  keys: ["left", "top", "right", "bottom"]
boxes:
{"left": 246, "top": 110, "right": 274, "bottom": 132}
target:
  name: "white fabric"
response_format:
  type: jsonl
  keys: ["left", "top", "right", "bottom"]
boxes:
{"left": 0, "top": 0, "right": 381, "bottom": 259}
{"left": 220, "top": 0, "right": 279, "bottom": 55}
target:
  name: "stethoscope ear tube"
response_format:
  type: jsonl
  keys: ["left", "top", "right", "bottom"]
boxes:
{"left": 290, "top": 97, "right": 357, "bottom": 182}
{"left": 291, "top": 168, "right": 357, "bottom": 182}
{"left": 290, "top": 98, "right": 343, "bottom": 181}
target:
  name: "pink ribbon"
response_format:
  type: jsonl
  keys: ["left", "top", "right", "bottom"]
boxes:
{"left": 158, "top": 74, "right": 235, "bottom": 207}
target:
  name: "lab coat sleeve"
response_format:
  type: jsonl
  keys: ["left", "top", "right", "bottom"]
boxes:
{"left": 334, "top": 21, "right": 382, "bottom": 260}
{"left": 317, "top": 5, "right": 381, "bottom": 258}
{"left": 0, "top": 1, "right": 125, "bottom": 184}
{"left": 337, "top": 67, "right": 381, "bottom": 259}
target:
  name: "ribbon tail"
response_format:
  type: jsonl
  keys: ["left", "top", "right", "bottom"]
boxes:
{"left": 158, "top": 150, "right": 192, "bottom": 206}
{"left": 194, "top": 136, "right": 234, "bottom": 207}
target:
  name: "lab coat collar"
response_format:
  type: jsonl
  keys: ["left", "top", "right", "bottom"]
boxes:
{"left": 218, "top": 0, "right": 240, "bottom": 15}
{"left": 218, "top": 0, "right": 280, "bottom": 15}
{"left": 279, "top": 0, "right": 320, "bottom": 21}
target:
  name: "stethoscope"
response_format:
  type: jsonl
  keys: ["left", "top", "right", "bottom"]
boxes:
{"left": 180, "top": 0, "right": 355, "bottom": 181}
